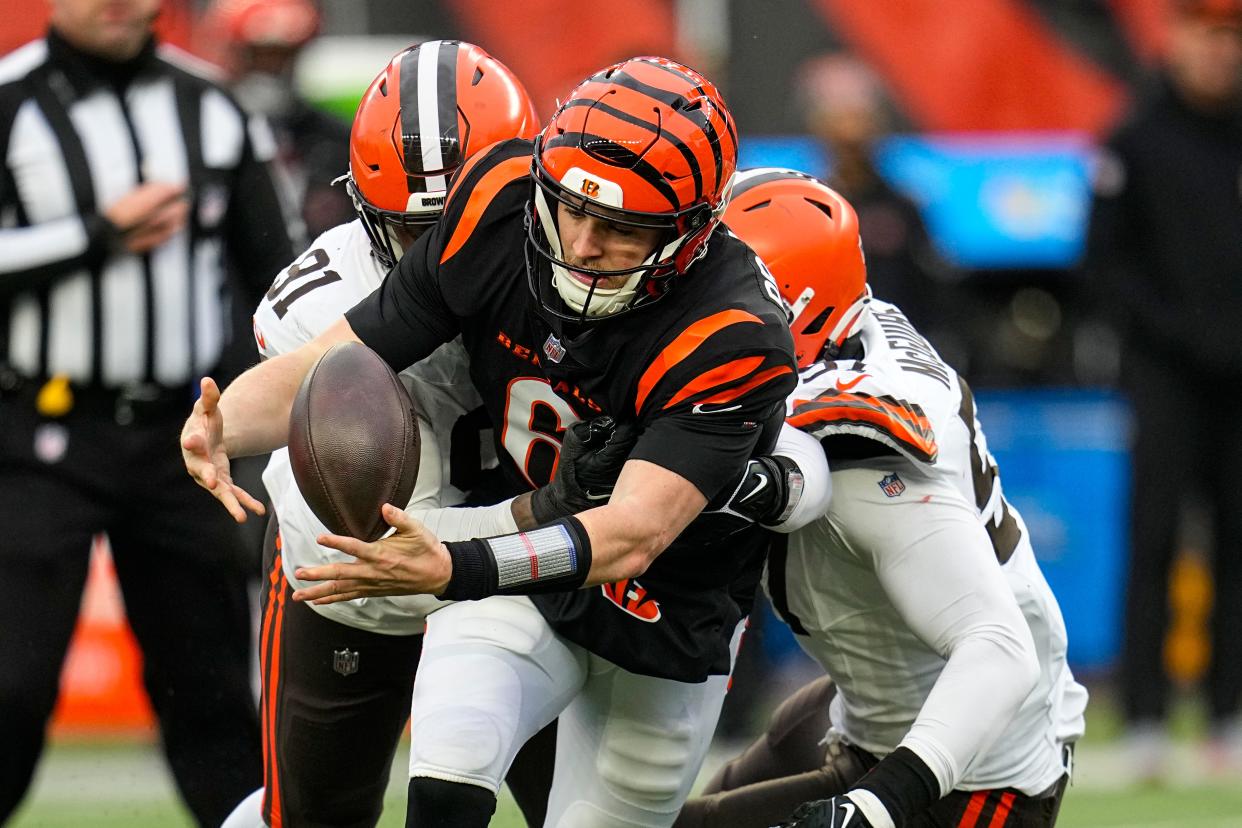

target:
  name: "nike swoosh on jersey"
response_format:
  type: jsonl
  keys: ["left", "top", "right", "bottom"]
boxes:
{"left": 837, "top": 802, "right": 856, "bottom": 827}
{"left": 691, "top": 402, "right": 743, "bottom": 414}
{"left": 737, "top": 475, "right": 768, "bottom": 503}
{"left": 835, "top": 374, "right": 868, "bottom": 391}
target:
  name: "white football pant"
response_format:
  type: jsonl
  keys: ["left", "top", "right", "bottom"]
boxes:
{"left": 408, "top": 595, "right": 744, "bottom": 827}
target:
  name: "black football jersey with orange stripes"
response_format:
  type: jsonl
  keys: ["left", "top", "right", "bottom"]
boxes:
{"left": 347, "top": 139, "right": 797, "bottom": 681}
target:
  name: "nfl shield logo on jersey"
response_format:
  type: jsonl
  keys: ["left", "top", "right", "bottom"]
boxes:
{"left": 543, "top": 333, "right": 566, "bottom": 364}
{"left": 878, "top": 472, "right": 906, "bottom": 498}
{"left": 333, "top": 648, "right": 359, "bottom": 676}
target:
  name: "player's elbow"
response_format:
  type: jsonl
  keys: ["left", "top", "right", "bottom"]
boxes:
{"left": 611, "top": 550, "right": 649, "bottom": 581}
{"left": 971, "top": 622, "right": 1041, "bottom": 699}
{"left": 616, "top": 534, "right": 667, "bottom": 579}
{"left": 613, "top": 503, "right": 681, "bottom": 575}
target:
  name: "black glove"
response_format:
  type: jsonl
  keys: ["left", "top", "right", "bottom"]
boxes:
{"left": 775, "top": 795, "right": 874, "bottom": 828}
{"left": 530, "top": 416, "right": 640, "bottom": 524}
{"left": 718, "top": 454, "right": 805, "bottom": 526}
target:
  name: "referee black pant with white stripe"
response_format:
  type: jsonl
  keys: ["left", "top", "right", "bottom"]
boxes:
{"left": 0, "top": 376, "right": 261, "bottom": 826}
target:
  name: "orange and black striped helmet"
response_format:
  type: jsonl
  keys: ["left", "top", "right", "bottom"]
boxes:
{"left": 526, "top": 56, "right": 738, "bottom": 321}
{"left": 724, "top": 168, "right": 870, "bottom": 368}
{"left": 347, "top": 40, "right": 540, "bottom": 268}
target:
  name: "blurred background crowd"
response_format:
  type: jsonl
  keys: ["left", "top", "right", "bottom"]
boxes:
{"left": 2, "top": 0, "right": 1239, "bottom": 819}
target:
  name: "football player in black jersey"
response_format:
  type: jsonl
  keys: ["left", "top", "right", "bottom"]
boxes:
{"left": 184, "top": 57, "right": 803, "bottom": 826}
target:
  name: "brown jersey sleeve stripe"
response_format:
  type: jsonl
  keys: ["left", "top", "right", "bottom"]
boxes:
{"left": 791, "top": 389, "right": 934, "bottom": 437}
{"left": 634, "top": 308, "right": 764, "bottom": 414}
{"left": 790, "top": 395, "right": 936, "bottom": 451}
{"left": 439, "top": 154, "right": 530, "bottom": 263}
{"left": 788, "top": 396, "right": 938, "bottom": 462}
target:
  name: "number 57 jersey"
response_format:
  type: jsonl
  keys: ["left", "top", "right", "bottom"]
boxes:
{"left": 773, "top": 298, "right": 1088, "bottom": 795}
{"left": 253, "top": 219, "right": 493, "bottom": 634}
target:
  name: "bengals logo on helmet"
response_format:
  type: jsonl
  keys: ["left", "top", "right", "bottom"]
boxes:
{"left": 580, "top": 179, "right": 601, "bottom": 198}
{"left": 601, "top": 578, "right": 662, "bottom": 623}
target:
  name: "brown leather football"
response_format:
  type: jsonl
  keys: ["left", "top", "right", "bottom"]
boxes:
{"left": 288, "top": 342, "right": 420, "bottom": 542}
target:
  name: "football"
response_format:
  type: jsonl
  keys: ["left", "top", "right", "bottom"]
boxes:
{"left": 288, "top": 341, "right": 421, "bottom": 542}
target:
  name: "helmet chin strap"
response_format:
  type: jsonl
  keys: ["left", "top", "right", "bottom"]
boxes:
{"left": 535, "top": 188, "right": 686, "bottom": 318}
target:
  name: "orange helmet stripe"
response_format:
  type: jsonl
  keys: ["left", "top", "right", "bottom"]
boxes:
{"left": 541, "top": 129, "right": 682, "bottom": 211}
{"left": 555, "top": 76, "right": 733, "bottom": 202}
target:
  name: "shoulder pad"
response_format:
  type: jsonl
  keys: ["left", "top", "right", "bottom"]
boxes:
{"left": 787, "top": 371, "right": 938, "bottom": 464}
{"left": 439, "top": 139, "right": 532, "bottom": 265}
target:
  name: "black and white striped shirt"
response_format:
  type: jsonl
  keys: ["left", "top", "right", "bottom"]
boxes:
{"left": 0, "top": 30, "right": 293, "bottom": 388}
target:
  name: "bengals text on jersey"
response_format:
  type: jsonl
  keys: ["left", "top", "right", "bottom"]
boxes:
{"left": 346, "top": 138, "right": 797, "bottom": 681}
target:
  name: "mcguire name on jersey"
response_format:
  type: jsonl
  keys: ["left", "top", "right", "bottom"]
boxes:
{"left": 772, "top": 298, "right": 1088, "bottom": 795}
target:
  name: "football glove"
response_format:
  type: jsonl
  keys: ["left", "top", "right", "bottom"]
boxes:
{"left": 775, "top": 795, "right": 874, "bottom": 828}
{"left": 530, "top": 416, "right": 639, "bottom": 523}
{"left": 716, "top": 454, "right": 805, "bottom": 527}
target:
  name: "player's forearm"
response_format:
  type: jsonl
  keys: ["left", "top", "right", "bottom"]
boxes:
{"left": 510, "top": 492, "right": 538, "bottom": 531}
{"left": 842, "top": 630, "right": 1039, "bottom": 828}
{"left": 218, "top": 348, "right": 318, "bottom": 457}
{"left": 574, "top": 460, "right": 706, "bottom": 585}
{"left": 221, "top": 317, "right": 359, "bottom": 457}
{"left": 572, "top": 506, "right": 677, "bottom": 585}
{"left": 874, "top": 503, "right": 1040, "bottom": 796}
{"left": 438, "top": 460, "right": 706, "bottom": 599}
{"left": 515, "top": 457, "right": 706, "bottom": 585}
{"left": 900, "top": 623, "right": 1039, "bottom": 794}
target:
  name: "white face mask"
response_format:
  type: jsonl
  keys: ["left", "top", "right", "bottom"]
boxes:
{"left": 533, "top": 186, "right": 641, "bottom": 318}
{"left": 534, "top": 187, "right": 693, "bottom": 318}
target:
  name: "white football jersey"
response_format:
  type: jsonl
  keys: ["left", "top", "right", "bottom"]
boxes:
{"left": 771, "top": 299, "right": 1088, "bottom": 796}
{"left": 253, "top": 220, "right": 495, "bottom": 634}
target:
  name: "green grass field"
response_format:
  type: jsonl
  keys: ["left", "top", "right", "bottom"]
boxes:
{"left": 9, "top": 688, "right": 1239, "bottom": 827}
{"left": 10, "top": 732, "right": 1242, "bottom": 828}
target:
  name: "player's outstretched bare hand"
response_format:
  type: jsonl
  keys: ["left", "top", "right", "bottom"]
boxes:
{"left": 180, "top": 376, "right": 265, "bottom": 522}
{"left": 292, "top": 504, "right": 453, "bottom": 604}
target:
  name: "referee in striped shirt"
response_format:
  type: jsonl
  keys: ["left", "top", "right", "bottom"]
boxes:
{"left": 0, "top": 1, "right": 293, "bottom": 824}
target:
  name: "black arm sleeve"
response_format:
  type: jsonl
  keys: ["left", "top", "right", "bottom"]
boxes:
{"left": 630, "top": 299, "right": 798, "bottom": 503}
